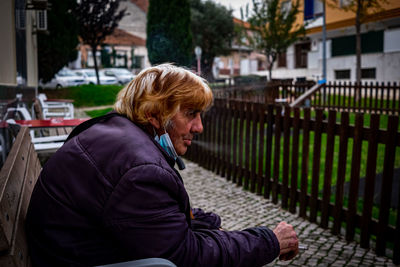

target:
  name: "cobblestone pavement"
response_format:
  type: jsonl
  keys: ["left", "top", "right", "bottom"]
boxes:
{"left": 180, "top": 160, "right": 397, "bottom": 267}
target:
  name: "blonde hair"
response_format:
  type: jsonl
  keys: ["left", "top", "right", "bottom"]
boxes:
{"left": 114, "top": 63, "right": 213, "bottom": 127}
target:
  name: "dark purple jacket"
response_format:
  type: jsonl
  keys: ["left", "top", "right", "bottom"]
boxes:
{"left": 26, "top": 115, "right": 279, "bottom": 267}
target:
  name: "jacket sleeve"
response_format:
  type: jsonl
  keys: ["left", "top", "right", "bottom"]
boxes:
{"left": 191, "top": 208, "right": 222, "bottom": 230}
{"left": 103, "top": 164, "right": 280, "bottom": 267}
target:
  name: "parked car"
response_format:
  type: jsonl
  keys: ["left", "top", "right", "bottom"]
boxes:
{"left": 74, "top": 69, "right": 118, "bottom": 85}
{"left": 39, "top": 67, "right": 86, "bottom": 89}
{"left": 103, "top": 68, "right": 135, "bottom": 85}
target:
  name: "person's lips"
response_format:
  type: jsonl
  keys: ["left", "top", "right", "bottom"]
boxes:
{"left": 184, "top": 139, "right": 192, "bottom": 146}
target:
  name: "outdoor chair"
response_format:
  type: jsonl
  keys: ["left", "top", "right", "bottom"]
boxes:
{"left": 3, "top": 107, "right": 67, "bottom": 153}
{"left": 36, "top": 93, "right": 74, "bottom": 119}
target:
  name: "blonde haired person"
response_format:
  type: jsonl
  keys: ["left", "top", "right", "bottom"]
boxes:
{"left": 26, "top": 64, "right": 298, "bottom": 267}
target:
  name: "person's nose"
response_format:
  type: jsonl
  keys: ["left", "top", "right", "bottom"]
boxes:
{"left": 191, "top": 113, "right": 203, "bottom": 134}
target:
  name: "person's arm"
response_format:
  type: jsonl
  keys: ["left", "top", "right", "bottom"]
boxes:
{"left": 191, "top": 208, "right": 221, "bottom": 230}
{"left": 103, "top": 165, "right": 280, "bottom": 267}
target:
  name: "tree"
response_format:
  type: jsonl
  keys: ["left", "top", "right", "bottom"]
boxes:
{"left": 75, "top": 0, "right": 126, "bottom": 84}
{"left": 38, "top": 0, "right": 79, "bottom": 83}
{"left": 147, "top": 0, "right": 193, "bottom": 67}
{"left": 190, "top": 0, "right": 234, "bottom": 81}
{"left": 329, "top": 0, "right": 386, "bottom": 98}
{"left": 244, "top": 0, "right": 305, "bottom": 80}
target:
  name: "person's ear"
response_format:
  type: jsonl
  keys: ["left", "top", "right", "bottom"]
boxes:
{"left": 148, "top": 116, "right": 161, "bottom": 130}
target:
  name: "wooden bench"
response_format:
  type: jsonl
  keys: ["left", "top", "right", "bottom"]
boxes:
{"left": 0, "top": 127, "right": 176, "bottom": 267}
{"left": 0, "top": 126, "right": 41, "bottom": 266}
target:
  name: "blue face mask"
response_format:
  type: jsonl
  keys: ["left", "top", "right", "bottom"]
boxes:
{"left": 155, "top": 132, "right": 186, "bottom": 170}
{"left": 155, "top": 132, "right": 178, "bottom": 160}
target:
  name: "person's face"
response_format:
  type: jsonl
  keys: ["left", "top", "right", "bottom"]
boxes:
{"left": 167, "top": 108, "right": 203, "bottom": 156}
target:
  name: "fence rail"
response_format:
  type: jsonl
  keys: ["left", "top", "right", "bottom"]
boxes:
{"left": 212, "top": 81, "right": 400, "bottom": 115}
{"left": 185, "top": 99, "right": 400, "bottom": 264}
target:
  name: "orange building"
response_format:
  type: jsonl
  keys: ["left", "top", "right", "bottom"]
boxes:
{"left": 268, "top": 0, "right": 400, "bottom": 82}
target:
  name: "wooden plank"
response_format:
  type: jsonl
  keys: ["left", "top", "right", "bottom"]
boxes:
{"left": 395, "top": 158, "right": 400, "bottom": 265}
{"left": 320, "top": 110, "right": 337, "bottom": 228}
{"left": 257, "top": 103, "right": 265, "bottom": 196}
{"left": 220, "top": 100, "right": 227, "bottom": 177}
{"left": 332, "top": 112, "right": 349, "bottom": 235}
{"left": 272, "top": 106, "right": 282, "bottom": 204}
{"left": 232, "top": 101, "right": 239, "bottom": 183}
{"left": 374, "top": 82, "right": 379, "bottom": 111}
{"left": 238, "top": 101, "right": 245, "bottom": 186}
{"left": 0, "top": 142, "right": 39, "bottom": 267}
{"left": 281, "top": 107, "right": 291, "bottom": 209}
{"left": 264, "top": 105, "right": 274, "bottom": 199}
{"left": 379, "top": 82, "right": 384, "bottom": 111}
{"left": 345, "top": 113, "right": 364, "bottom": 242}
{"left": 210, "top": 103, "right": 218, "bottom": 172}
{"left": 309, "top": 109, "right": 323, "bottom": 223}
{"left": 215, "top": 100, "right": 223, "bottom": 175}
{"left": 250, "top": 103, "right": 258, "bottom": 193}
{"left": 244, "top": 102, "right": 251, "bottom": 190}
{"left": 299, "top": 108, "right": 311, "bottom": 218}
{"left": 226, "top": 100, "right": 233, "bottom": 181}
{"left": 0, "top": 127, "right": 30, "bottom": 251}
{"left": 360, "top": 114, "right": 380, "bottom": 248}
{"left": 376, "top": 116, "right": 399, "bottom": 256}
{"left": 206, "top": 106, "right": 212, "bottom": 169}
{"left": 289, "top": 108, "right": 300, "bottom": 214}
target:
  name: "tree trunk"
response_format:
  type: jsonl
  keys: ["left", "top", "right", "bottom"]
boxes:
{"left": 355, "top": 0, "right": 362, "bottom": 101}
{"left": 92, "top": 46, "right": 100, "bottom": 85}
{"left": 202, "top": 57, "right": 215, "bottom": 82}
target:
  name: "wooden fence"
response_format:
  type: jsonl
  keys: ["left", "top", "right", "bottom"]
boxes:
{"left": 185, "top": 99, "right": 400, "bottom": 263}
{"left": 310, "top": 81, "right": 400, "bottom": 115}
{"left": 212, "top": 81, "right": 400, "bottom": 115}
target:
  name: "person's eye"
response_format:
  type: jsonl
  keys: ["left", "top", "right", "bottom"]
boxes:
{"left": 186, "top": 110, "right": 199, "bottom": 119}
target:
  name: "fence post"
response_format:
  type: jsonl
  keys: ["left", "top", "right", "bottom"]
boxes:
{"left": 321, "top": 110, "right": 336, "bottom": 228}
{"left": 376, "top": 115, "right": 399, "bottom": 256}
{"left": 272, "top": 105, "right": 282, "bottom": 204}
{"left": 281, "top": 106, "right": 291, "bottom": 209}
{"left": 346, "top": 113, "right": 364, "bottom": 242}
{"left": 289, "top": 108, "right": 300, "bottom": 214}
{"left": 299, "top": 108, "right": 311, "bottom": 218}
{"left": 360, "top": 114, "right": 380, "bottom": 248}
{"left": 257, "top": 103, "right": 265, "bottom": 196}
{"left": 264, "top": 105, "right": 274, "bottom": 199}
{"left": 332, "top": 112, "right": 349, "bottom": 235}
{"left": 309, "top": 109, "right": 323, "bottom": 223}
{"left": 250, "top": 103, "right": 258, "bottom": 193}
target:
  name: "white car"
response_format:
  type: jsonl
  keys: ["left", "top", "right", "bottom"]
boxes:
{"left": 103, "top": 68, "right": 135, "bottom": 85}
{"left": 74, "top": 69, "right": 118, "bottom": 85}
{"left": 39, "top": 67, "right": 86, "bottom": 89}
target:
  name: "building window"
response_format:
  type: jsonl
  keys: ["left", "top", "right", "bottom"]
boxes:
{"left": 278, "top": 52, "right": 287, "bottom": 67}
{"left": 331, "top": 31, "right": 384, "bottom": 57}
{"left": 335, "top": 69, "right": 351, "bottom": 79}
{"left": 295, "top": 42, "right": 310, "bottom": 68}
{"left": 132, "top": 56, "right": 144, "bottom": 69}
{"left": 304, "top": 0, "right": 323, "bottom": 20}
{"left": 361, "top": 68, "right": 376, "bottom": 79}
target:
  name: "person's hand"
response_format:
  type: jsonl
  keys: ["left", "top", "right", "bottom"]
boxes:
{"left": 273, "top": 221, "right": 299, "bottom": 261}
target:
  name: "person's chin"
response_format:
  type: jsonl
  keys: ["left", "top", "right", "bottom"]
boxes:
{"left": 177, "top": 146, "right": 188, "bottom": 156}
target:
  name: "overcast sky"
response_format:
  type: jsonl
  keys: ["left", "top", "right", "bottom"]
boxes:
{"left": 212, "top": 0, "right": 253, "bottom": 19}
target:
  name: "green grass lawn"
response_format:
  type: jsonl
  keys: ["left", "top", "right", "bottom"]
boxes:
{"left": 40, "top": 84, "right": 123, "bottom": 107}
{"left": 85, "top": 107, "right": 113, "bottom": 118}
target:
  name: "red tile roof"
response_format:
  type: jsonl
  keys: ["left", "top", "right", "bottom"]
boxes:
{"left": 233, "top": 17, "right": 252, "bottom": 29}
{"left": 130, "top": 0, "right": 148, "bottom": 13}
{"left": 104, "top": 28, "right": 146, "bottom": 46}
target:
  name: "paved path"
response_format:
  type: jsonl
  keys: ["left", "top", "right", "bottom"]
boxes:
{"left": 180, "top": 159, "right": 397, "bottom": 267}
